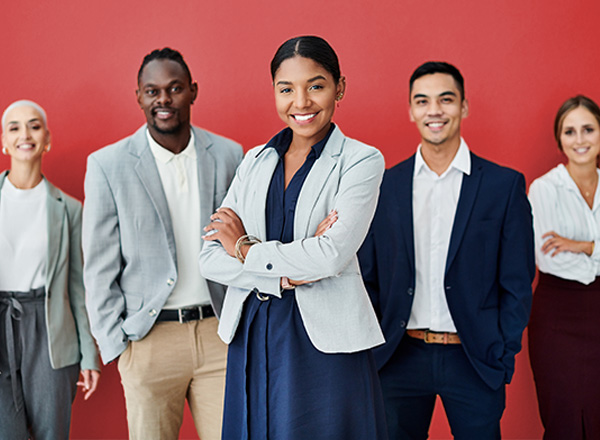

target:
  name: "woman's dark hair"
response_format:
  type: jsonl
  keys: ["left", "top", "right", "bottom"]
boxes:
{"left": 554, "top": 95, "right": 600, "bottom": 151}
{"left": 270, "top": 36, "right": 341, "bottom": 83}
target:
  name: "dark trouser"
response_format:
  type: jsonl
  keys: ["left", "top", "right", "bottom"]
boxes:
{"left": 379, "top": 335, "right": 505, "bottom": 440}
{"left": 0, "top": 288, "right": 79, "bottom": 440}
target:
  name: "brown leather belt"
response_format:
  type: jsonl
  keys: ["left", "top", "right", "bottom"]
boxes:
{"left": 406, "top": 329, "right": 461, "bottom": 345}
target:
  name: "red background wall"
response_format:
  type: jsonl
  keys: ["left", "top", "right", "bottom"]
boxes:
{"left": 3, "top": 1, "right": 599, "bottom": 438}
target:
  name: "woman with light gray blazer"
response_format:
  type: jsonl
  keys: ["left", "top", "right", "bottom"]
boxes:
{"left": 0, "top": 100, "right": 100, "bottom": 440}
{"left": 200, "top": 36, "right": 387, "bottom": 440}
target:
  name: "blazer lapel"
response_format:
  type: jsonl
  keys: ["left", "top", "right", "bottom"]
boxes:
{"left": 445, "top": 152, "right": 482, "bottom": 272}
{"left": 252, "top": 148, "right": 279, "bottom": 240}
{"left": 294, "top": 128, "right": 341, "bottom": 238}
{"left": 396, "top": 156, "right": 416, "bottom": 274}
{"left": 193, "top": 127, "right": 216, "bottom": 226}
{"left": 46, "top": 181, "right": 65, "bottom": 290}
{"left": 130, "top": 128, "right": 177, "bottom": 264}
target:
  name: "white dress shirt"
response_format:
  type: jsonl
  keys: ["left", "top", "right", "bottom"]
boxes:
{"left": 147, "top": 130, "right": 211, "bottom": 308}
{"left": 0, "top": 178, "right": 48, "bottom": 291}
{"left": 528, "top": 163, "right": 600, "bottom": 285}
{"left": 408, "top": 138, "right": 471, "bottom": 332}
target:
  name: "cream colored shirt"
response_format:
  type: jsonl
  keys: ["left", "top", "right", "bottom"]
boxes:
{"left": 147, "top": 130, "right": 211, "bottom": 308}
{"left": 529, "top": 164, "right": 600, "bottom": 285}
{"left": 409, "top": 138, "right": 471, "bottom": 332}
{"left": 0, "top": 178, "right": 48, "bottom": 291}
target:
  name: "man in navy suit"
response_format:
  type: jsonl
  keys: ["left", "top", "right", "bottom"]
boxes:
{"left": 358, "top": 62, "right": 535, "bottom": 439}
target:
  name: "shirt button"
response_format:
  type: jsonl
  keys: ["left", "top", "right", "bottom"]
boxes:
{"left": 266, "top": 263, "right": 273, "bottom": 270}
{"left": 149, "top": 309, "right": 157, "bottom": 317}
{"left": 445, "top": 286, "right": 451, "bottom": 290}
{"left": 167, "top": 278, "right": 175, "bottom": 286}
{"left": 407, "top": 287, "right": 414, "bottom": 296}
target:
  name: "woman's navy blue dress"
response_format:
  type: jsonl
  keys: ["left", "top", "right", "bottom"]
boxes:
{"left": 221, "top": 126, "right": 387, "bottom": 440}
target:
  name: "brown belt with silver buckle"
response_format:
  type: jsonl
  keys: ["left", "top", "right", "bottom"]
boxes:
{"left": 406, "top": 329, "right": 461, "bottom": 345}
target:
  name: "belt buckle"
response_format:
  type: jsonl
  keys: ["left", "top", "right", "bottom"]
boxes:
{"left": 424, "top": 330, "right": 433, "bottom": 344}
{"left": 177, "top": 309, "right": 185, "bottom": 324}
{"left": 256, "top": 292, "right": 270, "bottom": 302}
{"left": 198, "top": 306, "right": 204, "bottom": 320}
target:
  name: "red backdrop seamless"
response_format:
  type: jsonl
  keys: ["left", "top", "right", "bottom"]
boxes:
{"left": 2, "top": 0, "right": 599, "bottom": 438}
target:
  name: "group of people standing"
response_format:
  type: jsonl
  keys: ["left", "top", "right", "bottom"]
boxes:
{"left": 0, "top": 35, "right": 597, "bottom": 440}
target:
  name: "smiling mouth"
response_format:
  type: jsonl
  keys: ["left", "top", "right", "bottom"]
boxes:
{"left": 17, "top": 143, "right": 35, "bottom": 150}
{"left": 292, "top": 113, "right": 318, "bottom": 122}
{"left": 153, "top": 109, "right": 175, "bottom": 120}
{"left": 426, "top": 121, "right": 446, "bottom": 130}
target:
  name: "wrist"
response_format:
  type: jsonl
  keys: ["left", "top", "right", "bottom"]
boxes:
{"left": 235, "top": 234, "right": 262, "bottom": 263}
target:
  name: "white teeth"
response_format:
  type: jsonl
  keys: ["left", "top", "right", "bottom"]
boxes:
{"left": 428, "top": 122, "right": 444, "bottom": 128}
{"left": 18, "top": 144, "right": 34, "bottom": 150}
{"left": 575, "top": 147, "right": 589, "bottom": 153}
{"left": 294, "top": 113, "right": 316, "bottom": 121}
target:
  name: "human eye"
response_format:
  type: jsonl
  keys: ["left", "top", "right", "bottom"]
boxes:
{"left": 171, "top": 85, "right": 182, "bottom": 93}
{"left": 585, "top": 127, "right": 595, "bottom": 134}
{"left": 30, "top": 124, "right": 42, "bottom": 130}
{"left": 145, "top": 88, "right": 157, "bottom": 96}
{"left": 8, "top": 126, "right": 18, "bottom": 132}
{"left": 279, "top": 87, "right": 292, "bottom": 94}
{"left": 309, "top": 84, "right": 324, "bottom": 91}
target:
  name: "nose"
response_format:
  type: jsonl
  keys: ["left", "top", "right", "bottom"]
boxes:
{"left": 576, "top": 131, "right": 585, "bottom": 145}
{"left": 156, "top": 89, "right": 172, "bottom": 106}
{"left": 294, "top": 90, "right": 310, "bottom": 109}
{"left": 427, "top": 100, "right": 442, "bottom": 116}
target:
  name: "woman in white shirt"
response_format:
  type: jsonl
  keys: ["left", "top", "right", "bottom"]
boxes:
{"left": 0, "top": 100, "right": 100, "bottom": 440}
{"left": 528, "top": 95, "right": 600, "bottom": 440}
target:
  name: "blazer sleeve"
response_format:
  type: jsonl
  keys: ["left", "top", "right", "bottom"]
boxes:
{"left": 82, "top": 155, "right": 128, "bottom": 364}
{"left": 529, "top": 178, "right": 600, "bottom": 284}
{"left": 498, "top": 172, "right": 535, "bottom": 383}
{"left": 200, "top": 146, "right": 385, "bottom": 294}
{"left": 66, "top": 200, "right": 100, "bottom": 371}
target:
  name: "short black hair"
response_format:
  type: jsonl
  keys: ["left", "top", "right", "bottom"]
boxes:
{"left": 270, "top": 36, "right": 341, "bottom": 83}
{"left": 138, "top": 47, "right": 192, "bottom": 85}
{"left": 409, "top": 61, "right": 465, "bottom": 101}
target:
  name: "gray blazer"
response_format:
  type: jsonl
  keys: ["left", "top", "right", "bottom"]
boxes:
{"left": 0, "top": 172, "right": 99, "bottom": 371}
{"left": 82, "top": 125, "right": 243, "bottom": 364}
{"left": 199, "top": 126, "right": 386, "bottom": 353}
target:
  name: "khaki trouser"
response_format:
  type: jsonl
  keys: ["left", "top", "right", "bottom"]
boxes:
{"left": 118, "top": 317, "right": 227, "bottom": 440}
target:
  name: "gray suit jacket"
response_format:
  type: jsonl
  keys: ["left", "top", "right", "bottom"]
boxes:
{"left": 199, "top": 126, "right": 385, "bottom": 353}
{"left": 0, "top": 172, "right": 99, "bottom": 371}
{"left": 82, "top": 125, "right": 242, "bottom": 364}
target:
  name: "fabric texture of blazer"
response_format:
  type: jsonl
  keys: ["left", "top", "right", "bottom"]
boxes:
{"left": 82, "top": 125, "right": 242, "bottom": 364}
{"left": 358, "top": 152, "right": 535, "bottom": 390}
{"left": 0, "top": 172, "right": 99, "bottom": 371}
{"left": 199, "top": 125, "right": 386, "bottom": 353}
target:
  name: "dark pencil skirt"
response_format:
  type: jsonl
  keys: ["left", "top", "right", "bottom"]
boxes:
{"left": 221, "top": 290, "right": 388, "bottom": 440}
{"left": 528, "top": 272, "right": 600, "bottom": 440}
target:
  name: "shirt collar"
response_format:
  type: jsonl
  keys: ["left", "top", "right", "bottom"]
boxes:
{"left": 414, "top": 137, "right": 471, "bottom": 178}
{"left": 147, "top": 129, "right": 196, "bottom": 164}
{"left": 258, "top": 123, "right": 335, "bottom": 159}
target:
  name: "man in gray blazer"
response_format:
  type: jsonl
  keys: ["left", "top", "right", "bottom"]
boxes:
{"left": 82, "top": 48, "right": 243, "bottom": 440}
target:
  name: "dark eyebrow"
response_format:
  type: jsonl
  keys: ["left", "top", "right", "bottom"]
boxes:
{"left": 439, "top": 91, "right": 458, "bottom": 98}
{"left": 275, "top": 75, "right": 327, "bottom": 87}
{"left": 142, "top": 79, "right": 184, "bottom": 89}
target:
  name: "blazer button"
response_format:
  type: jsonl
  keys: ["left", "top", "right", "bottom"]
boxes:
{"left": 445, "top": 286, "right": 451, "bottom": 290}
{"left": 167, "top": 278, "right": 175, "bottom": 286}
{"left": 149, "top": 309, "right": 157, "bottom": 317}
{"left": 266, "top": 263, "right": 273, "bottom": 270}
{"left": 407, "top": 287, "right": 414, "bottom": 296}
{"left": 400, "top": 320, "right": 407, "bottom": 328}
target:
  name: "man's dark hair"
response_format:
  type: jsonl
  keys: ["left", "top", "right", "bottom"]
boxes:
{"left": 409, "top": 61, "right": 465, "bottom": 101}
{"left": 138, "top": 47, "right": 192, "bottom": 84}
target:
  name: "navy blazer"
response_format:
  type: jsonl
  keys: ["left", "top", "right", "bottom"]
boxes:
{"left": 358, "top": 152, "right": 535, "bottom": 390}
